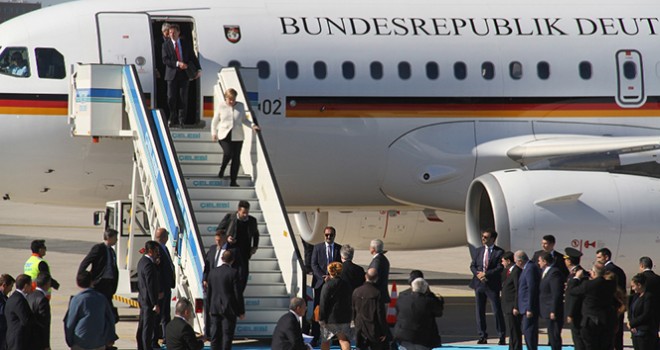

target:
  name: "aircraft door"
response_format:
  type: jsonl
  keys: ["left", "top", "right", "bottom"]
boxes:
{"left": 96, "top": 12, "right": 154, "bottom": 103}
{"left": 615, "top": 50, "right": 645, "bottom": 107}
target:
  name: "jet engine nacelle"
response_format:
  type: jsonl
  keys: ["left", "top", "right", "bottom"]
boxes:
{"left": 466, "top": 169, "right": 660, "bottom": 274}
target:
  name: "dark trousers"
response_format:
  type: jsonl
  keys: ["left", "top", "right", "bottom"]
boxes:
{"left": 474, "top": 286, "right": 505, "bottom": 338}
{"left": 581, "top": 318, "right": 611, "bottom": 350}
{"left": 136, "top": 306, "right": 158, "bottom": 350}
{"left": 357, "top": 335, "right": 388, "bottom": 350}
{"left": 166, "top": 77, "right": 189, "bottom": 124}
{"left": 504, "top": 313, "right": 522, "bottom": 350}
{"left": 570, "top": 324, "right": 586, "bottom": 350}
{"left": 210, "top": 313, "right": 237, "bottom": 350}
{"left": 614, "top": 315, "right": 624, "bottom": 350}
{"left": 236, "top": 252, "right": 250, "bottom": 293}
{"left": 218, "top": 138, "right": 243, "bottom": 185}
{"left": 157, "top": 290, "right": 172, "bottom": 343}
{"left": 94, "top": 278, "right": 118, "bottom": 323}
{"left": 545, "top": 317, "right": 563, "bottom": 350}
{"left": 521, "top": 314, "right": 539, "bottom": 350}
{"left": 632, "top": 332, "right": 659, "bottom": 350}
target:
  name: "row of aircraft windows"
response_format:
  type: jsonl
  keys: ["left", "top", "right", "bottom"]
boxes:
{"left": 229, "top": 60, "right": 638, "bottom": 82}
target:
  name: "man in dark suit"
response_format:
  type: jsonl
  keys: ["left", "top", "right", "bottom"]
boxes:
{"left": 165, "top": 298, "right": 204, "bottom": 350}
{"left": 162, "top": 23, "right": 201, "bottom": 127}
{"left": 353, "top": 268, "right": 388, "bottom": 350}
{"left": 627, "top": 273, "right": 657, "bottom": 350}
{"left": 393, "top": 277, "right": 443, "bottom": 350}
{"left": 0, "top": 274, "right": 15, "bottom": 350}
{"left": 5, "top": 274, "right": 32, "bottom": 350}
{"left": 368, "top": 239, "right": 391, "bottom": 305}
{"left": 154, "top": 22, "right": 170, "bottom": 118}
{"left": 310, "top": 226, "right": 342, "bottom": 344}
{"left": 569, "top": 262, "right": 617, "bottom": 350}
{"left": 532, "top": 235, "right": 568, "bottom": 280}
{"left": 217, "top": 200, "right": 259, "bottom": 293}
{"left": 635, "top": 257, "right": 660, "bottom": 327}
{"left": 136, "top": 241, "right": 161, "bottom": 350}
{"left": 27, "top": 273, "right": 50, "bottom": 350}
{"left": 515, "top": 250, "right": 540, "bottom": 350}
{"left": 501, "top": 251, "right": 522, "bottom": 350}
{"left": 155, "top": 228, "right": 175, "bottom": 345}
{"left": 563, "top": 247, "right": 588, "bottom": 350}
{"left": 538, "top": 252, "right": 564, "bottom": 350}
{"left": 469, "top": 228, "right": 505, "bottom": 345}
{"left": 78, "top": 229, "right": 119, "bottom": 317}
{"left": 596, "top": 247, "right": 626, "bottom": 350}
{"left": 271, "top": 297, "right": 309, "bottom": 350}
{"left": 207, "top": 250, "right": 245, "bottom": 350}
{"left": 340, "top": 244, "right": 365, "bottom": 293}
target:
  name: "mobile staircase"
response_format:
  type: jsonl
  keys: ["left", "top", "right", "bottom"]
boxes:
{"left": 69, "top": 64, "right": 305, "bottom": 337}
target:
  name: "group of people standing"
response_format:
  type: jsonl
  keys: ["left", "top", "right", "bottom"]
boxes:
{"left": 471, "top": 229, "right": 660, "bottom": 350}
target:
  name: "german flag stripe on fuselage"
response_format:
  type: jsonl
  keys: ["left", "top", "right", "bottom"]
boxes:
{"left": 286, "top": 96, "right": 660, "bottom": 118}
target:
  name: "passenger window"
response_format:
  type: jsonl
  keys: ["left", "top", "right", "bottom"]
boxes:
{"left": 454, "top": 62, "right": 467, "bottom": 80}
{"left": 314, "top": 61, "right": 327, "bottom": 80}
{"left": 579, "top": 61, "right": 592, "bottom": 80}
{"left": 509, "top": 61, "right": 523, "bottom": 80}
{"left": 0, "top": 47, "right": 30, "bottom": 78}
{"left": 425, "top": 62, "right": 439, "bottom": 80}
{"left": 398, "top": 61, "right": 411, "bottom": 80}
{"left": 342, "top": 61, "right": 355, "bottom": 80}
{"left": 481, "top": 62, "right": 495, "bottom": 80}
{"left": 537, "top": 61, "right": 550, "bottom": 80}
{"left": 623, "top": 61, "right": 637, "bottom": 80}
{"left": 370, "top": 61, "right": 383, "bottom": 80}
{"left": 227, "top": 60, "right": 241, "bottom": 68}
{"left": 257, "top": 60, "right": 270, "bottom": 79}
{"left": 285, "top": 61, "right": 298, "bottom": 79}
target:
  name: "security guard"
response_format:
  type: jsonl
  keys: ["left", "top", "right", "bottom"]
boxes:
{"left": 24, "top": 240, "right": 59, "bottom": 295}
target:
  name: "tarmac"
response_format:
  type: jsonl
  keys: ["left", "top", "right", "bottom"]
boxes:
{"left": 0, "top": 202, "right": 635, "bottom": 349}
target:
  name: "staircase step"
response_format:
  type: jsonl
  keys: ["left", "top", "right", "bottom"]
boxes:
{"left": 247, "top": 270, "right": 283, "bottom": 284}
{"left": 243, "top": 283, "right": 287, "bottom": 296}
{"left": 170, "top": 130, "right": 212, "bottom": 141}
{"left": 235, "top": 323, "right": 277, "bottom": 338}
{"left": 244, "top": 296, "right": 290, "bottom": 309}
{"left": 174, "top": 141, "right": 221, "bottom": 153}
{"left": 189, "top": 199, "right": 261, "bottom": 212}
{"left": 187, "top": 187, "right": 257, "bottom": 200}
{"left": 181, "top": 163, "right": 247, "bottom": 176}
{"left": 240, "top": 308, "right": 289, "bottom": 323}
{"left": 249, "top": 260, "right": 280, "bottom": 271}
{"left": 184, "top": 176, "right": 254, "bottom": 188}
{"left": 195, "top": 211, "right": 264, "bottom": 223}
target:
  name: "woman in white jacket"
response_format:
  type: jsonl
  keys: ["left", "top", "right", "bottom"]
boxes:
{"left": 211, "top": 88, "right": 259, "bottom": 186}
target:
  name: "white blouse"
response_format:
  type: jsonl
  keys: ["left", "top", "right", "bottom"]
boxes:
{"left": 211, "top": 100, "right": 253, "bottom": 141}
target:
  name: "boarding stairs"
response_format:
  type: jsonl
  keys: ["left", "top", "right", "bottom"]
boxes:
{"left": 69, "top": 64, "right": 305, "bottom": 337}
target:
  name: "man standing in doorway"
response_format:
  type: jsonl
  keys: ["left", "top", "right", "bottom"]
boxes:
{"left": 162, "top": 23, "right": 201, "bottom": 127}
{"left": 469, "top": 228, "right": 505, "bottom": 345}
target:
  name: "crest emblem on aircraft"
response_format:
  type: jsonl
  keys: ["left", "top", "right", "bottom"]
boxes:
{"left": 224, "top": 25, "right": 241, "bottom": 43}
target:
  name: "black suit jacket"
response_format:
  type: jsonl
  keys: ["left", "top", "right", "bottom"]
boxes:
{"left": 565, "top": 265, "right": 588, "bottom": 326}
{"left": 532, "top": 250, "right": 569, "bottom": 279}
{"left": 165, "top": 316, "right": 204, "bottom": 350}
{"left": 340, "top": 260, "right": 365, "bottom": 292}
{"left": 78, "top": 242, "right": 118, "bottom": 292}
{"left": 207, "top": 264, "right": 244, "bottom": 317}
{"left": 569, "top": 276, "right": 617, "bottom": 327}
{"left": 158, "top": 243, "right": 176, "bottom": 290}
{"left": 0, "top": 292, "right": 8, "bottom": 348}
{"left": 162, "top": 37, "right": 200, "bottom": 81}
{"left": 4, "top": 292, "right": 32, "bottom": 350}
{"left": 628, "top": 292, "right": 655, "bottom": 333}
{"left": 27, "top": 290, "right": 50, "bottom": 349}
{"left": 603, "top": 261, "right": 627, "bottom": 291}
{"left": 352, "top": 282, "right": 388, "bottom": 343}
{"left": 469, "top": 245, "right": 505, "bottom": 291}
{"left": 311, "top": 242, "right": 342, "bottom": 289}
{"left": 501, "top": 265, "right": 521, "bottom": 314}
{"left": 137, "top": 255, "right": 160, "bottom": 309}
{"left": 369, "top": 253, "right": 391, "bottom": 303}
{"left": 271, "top": 311, "right": 307, "bottom": 350}
{"left": 394, "top": 291, "right": 443, "bottom": 348}
{"left": 217, "top": 213, "right": 259, "bottom": 260}
{"left": 202, "top": 244, "right": 241, "bottom": 283}
{"left": 539, "top": 267, "right": 564, "bottom": 319}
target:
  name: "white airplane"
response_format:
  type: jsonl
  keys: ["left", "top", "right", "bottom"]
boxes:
{"left": 1, "top": 0, "right": 660, "bottom": 274}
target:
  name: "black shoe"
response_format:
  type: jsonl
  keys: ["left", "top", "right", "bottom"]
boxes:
{"left": 230, "top": 182, "right": 240, "bottom": 187}
{"left": 498, "top": 337, "right": 506, "bottom": 345}
{"left": 477, "top": 337, "right": 487, "bottom": 344}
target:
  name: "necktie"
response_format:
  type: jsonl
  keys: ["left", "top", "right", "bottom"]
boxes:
{"left": 327, "top": 244, "right": 332, "bottom": 263}
{"left": 214, "top": 248, "right": 220, "bottom": 267}
{"left": 507, "top": 269, "right": 511, "bottom": 277}
{"left": 483, "top": 247, "right": 490, "bottom": 271}
{"left": 174, "top": 41, "right": 182, "bottom": 62}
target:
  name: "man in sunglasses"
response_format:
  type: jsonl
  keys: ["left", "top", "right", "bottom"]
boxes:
{"left": 310, "top": 226, "right": 342, "bottom": 346}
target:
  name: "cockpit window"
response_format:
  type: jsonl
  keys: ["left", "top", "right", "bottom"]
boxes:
{"left": 35, "top": 48, "right": 65, "bottom": 79}
{"left": 0, "top": 47, "right": 30, "bottom": 78}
